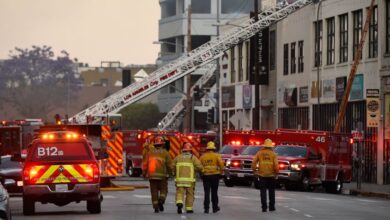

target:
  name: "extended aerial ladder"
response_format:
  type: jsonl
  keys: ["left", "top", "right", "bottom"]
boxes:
{"left": 157, "top": 62, "right": 217, "bottom": 130}
{"left": 70, "top": 0, "right": 314, "bottom": 124}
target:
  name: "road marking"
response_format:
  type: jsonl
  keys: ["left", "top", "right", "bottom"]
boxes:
{"left": 304, "top": 214, "right": 313, "bottom": 218}
{"left": 10, "top": 197, "right": 22, "bottom": 201}
{"left": 181, "top": 215, "right": 187, "bottom": 219}
{"left": 290, "top": 208, "right": 300, "bottom": 212}
{"left": 133, "top": 194, "right": 151, "bottom": 199}
{"left": 310, "top": 197, "right": 334, "bottom": 201}
{"left": 356, "top": 199, "right": 379, "bottom": 203}
{"left": 104, "top": 195, "right": 116, "bottom": 199}
{"left": 275, "top": 196, "right": 293, "bottom": 200}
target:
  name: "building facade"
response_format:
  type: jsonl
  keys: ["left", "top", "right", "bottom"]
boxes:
{"left": 220, "top": 0, "right": 390, "bottom": 184}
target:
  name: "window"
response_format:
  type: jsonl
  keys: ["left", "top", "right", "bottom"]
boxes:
{"left": 238, "top": 43, "right": 243, "bottom": 82}
{"left": 192, "top": 0, "right": 211, "bottom": 14}
{"left": 387, "top": 0, "right": 390, "bottom": 53}
{"left": 270, "top": 30, "right": 276, "bottom": 70}
{"left": 298, "top": 41, "right": 304, "bottom": 73}
{"left": 314, "top": 20, "right": 322, "bottom": 67}
{"left": 222, "top": 0, "right": 252, "bottom": 14}
{"left": 327, "top": 17, "right": 335, "bottom": 65}
{"left": 339, "top": 14, "right": 348, "bottom": 63}
{"left": 283, "top": 44, "right": 289, "bottom": 75}
{"left": 230, "top": 48, "right": 236, "bottom": 83}
{"left": 368, "top": 6, "right": 378, "bottom": 58}
{"left": 161, "top": 0, "right": 176, "bottom": 18}
{"left": 353, "top": 10, "right": 363, "bottom": 59}
{"left": 291, "top": 42, "right": 296, "bottom": 74}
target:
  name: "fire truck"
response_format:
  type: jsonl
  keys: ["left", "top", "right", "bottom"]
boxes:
{"left": 223, "top": 130, "right": 274, "bottom": 187}
{"left": 269, "top": 129, "right": 353, "bottom": 193}
{"left": 37, "top": 123, "right": 123, "bottom": 186}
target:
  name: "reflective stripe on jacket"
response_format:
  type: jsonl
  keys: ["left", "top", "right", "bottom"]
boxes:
{"left": 251, "top": 148, "right": 279, "bottom": 177}
{"left": 142, "top": 146, "right": 172, "bottom": 179}
{"left": 173, "top": 152, "right": 203, "bottom": 187}
{"left": 200, "top": 151, "right": 224, "bottom": 175}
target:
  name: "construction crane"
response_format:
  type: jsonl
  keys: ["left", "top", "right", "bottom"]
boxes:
{"left": 70, "top": 0, "right": 314, "bottom": 124}
{"left": 334, "top": 0, "right": 376, "bottom": 132}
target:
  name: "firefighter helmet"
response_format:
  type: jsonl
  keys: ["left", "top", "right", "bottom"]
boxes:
{"left": 154, "top": 136, "right": 165, "bottom": 146}
{"left": 206, "top": 141, "right": 216, "bottom": 150}
{"left": 182, "top": 142, "right": 192, "bottom": 152}
{"left": 263, "top": 138, "right": 273, "bottom": 148}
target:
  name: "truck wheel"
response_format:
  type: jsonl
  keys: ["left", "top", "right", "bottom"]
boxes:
{"left": 87, "top": 199, "right": 101, "bottom": 214}
{"left": 325, "top": 175, "right": 343, "bottom": 194}
{"left": 224, "top": 178, "right": 234, "bottom": 187}
{"left": 300, "top": 175, "right": 312, "bottom": 192}
{"left": 245, "top": 180, "right": 253, "bottom": 187}
{"left": 23, "top": 197, "right": 35, "bottom": 215}
{"left": 127, "top": 165, "right": 134, "bottom": 177}
{"left": 285, "top": 183, "right": 296, "bottom": 191}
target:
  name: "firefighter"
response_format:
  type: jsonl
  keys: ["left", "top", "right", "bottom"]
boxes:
{"left": 142, "top": 136, "right": 173, "bottom": 213}
{"left": 251, "top": 138, "right": 279, "bottom": 212}
{"left": 172, "top": 142, "right": 203, "bottom": 214}
{"left": 200, "top": 141, "right": 224, "bottom": 214}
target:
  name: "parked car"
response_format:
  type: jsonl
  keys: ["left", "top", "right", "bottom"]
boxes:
{"left": 0, "top": 155, "right": 23, "bottom": 193}
{"left": 0, "top": 179, "right": 12, "bottom": 219}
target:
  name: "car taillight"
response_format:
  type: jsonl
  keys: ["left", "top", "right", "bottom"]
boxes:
{"left": 83, "top": 163, "right": 99, "bottom": 183}
{"left": 23, "top": 165, "right": 40, "bottom": 185}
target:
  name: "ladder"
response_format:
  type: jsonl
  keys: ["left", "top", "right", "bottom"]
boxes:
{"left": 334, "top": 0, "right": 376, "bottom": 132}
{"left": 157, "top": 62, "right": 217, "bottom": 130}
{"left": 71, "top": 0, "right": 313, "bottom": 124}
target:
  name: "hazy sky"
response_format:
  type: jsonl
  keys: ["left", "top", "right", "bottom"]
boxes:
{"left": 0, "top": 0, "right": 160, "bottom": 66}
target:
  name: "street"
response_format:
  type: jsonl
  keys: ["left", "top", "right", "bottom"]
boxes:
{"left": 9, "top": 179, "right": 390, "bottom": 220}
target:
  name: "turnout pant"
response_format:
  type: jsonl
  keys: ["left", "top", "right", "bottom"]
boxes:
{"left": 176, "top": 185, "right": 195, "bottom": 211}
{"left": 259, "top": 177, "right": 276, "bottom": 210}
{"left": 149, "top": 178, "right": 168, "bottom": 209}
{"left": 202, "top": 174, "right": 220, "bottom": 211}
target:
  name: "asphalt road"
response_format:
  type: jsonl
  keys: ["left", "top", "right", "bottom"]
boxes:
{"left": 9, "top": 179, "right": 390, "bottom": 220}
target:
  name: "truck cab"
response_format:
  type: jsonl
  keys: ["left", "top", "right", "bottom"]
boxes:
{"left": 22, "top": 131, "right": 101, "bottom": 215}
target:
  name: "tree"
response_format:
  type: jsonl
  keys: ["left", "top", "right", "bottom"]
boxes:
{"left": 120, "top": 103, "right": 164, "bottom": 130}
{"left": 0, "top": 46, "right": 82, "bottom": 118}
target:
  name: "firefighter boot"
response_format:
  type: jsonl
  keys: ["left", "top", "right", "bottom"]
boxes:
{"left": 158, "top": 200, "right": 164, "bottom": 212}
{"left": 177, "top": 203, "right": 183, "bottom": 214}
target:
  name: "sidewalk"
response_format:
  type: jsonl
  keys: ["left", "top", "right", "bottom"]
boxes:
{"left": 342, "top": 182, "right": 390, "bottom": 199}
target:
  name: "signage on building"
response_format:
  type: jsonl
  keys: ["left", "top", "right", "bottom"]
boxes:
{"left": 299, "top": 86, "right": 308, "bottom": 103}
{"left": 336, "top": 76, "right": 347, "bottom": 101}
{"left": 311, "top": 80, "right": 322, "bottom": 98}
{"left": 258, "top": 27, "right": 269, "bottom": 85}
{"left": 385, "top": 95, "right": 390, "bottom": 139}
{"left": 350, "top": 74, "right": 364, "bottom": 100}
{"left": 222, "top": 86, "right": 235, "bottom": 108}
{"left": 242, "top": 85, "right": 252, "bottom": 109}
{"left": 366, "top": 89, "right": 380, "bottom": 128}
{"left": 384, "top": 76, "right": 390, "bottom": 93}
{"left": 323, "top": 79, "right": 335, "bottom": 98}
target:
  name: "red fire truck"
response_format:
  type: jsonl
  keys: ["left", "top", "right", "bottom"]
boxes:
{"left": 269, "top": 129, "right": 353, "bottom": 193}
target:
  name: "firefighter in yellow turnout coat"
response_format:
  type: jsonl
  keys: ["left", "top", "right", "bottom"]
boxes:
{"left": 172, "top": 142, "right": 203, "bottom": 214}
{"left": 143, "top": 136, "right": 173, "bottom": 213}
{"left": 252, "top": 138, "right": 279, "bottom": 212}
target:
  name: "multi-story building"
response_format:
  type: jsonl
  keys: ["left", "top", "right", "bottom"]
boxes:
{"left": 157, "top": 0, "right": 262, "bottom": 131}
{"left": 220, "top": 0, "right": 390, "bottom": 184}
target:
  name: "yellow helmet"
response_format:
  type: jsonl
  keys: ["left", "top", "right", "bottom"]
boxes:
{"left": 154, "top": 136, "right": 165, "bottom": 146}
{"left": 182, "top": 142, "right": 192, "bottom": 152}
{"left": 263, "top": 138, "right": 274, "bottom": 148}
{"left": 206, "top": 141, "right": 216, "bottom": 150}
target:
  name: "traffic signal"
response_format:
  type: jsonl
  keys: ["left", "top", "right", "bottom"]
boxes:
{"left": 207, "top": 107, "right": 215, "bottom": 124}
{"left": 54, "top": 114, "right": 62, "bottom": 125}
{"left": 193, "top": 85, "right": 204, "bottom": 101}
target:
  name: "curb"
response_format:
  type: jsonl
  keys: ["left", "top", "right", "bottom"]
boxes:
{"left": 101, "top": 186, "right": 135, "bottom": 191}
{"left": 342, "top": 189, "right": 390, "bottom": 199}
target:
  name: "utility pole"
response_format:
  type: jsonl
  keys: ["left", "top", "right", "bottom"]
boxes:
{"left": 184, "top": 4, "right": 192, "bottom": 133}
{"left": 216, "top": 0, "right": 221, "bottom": 147}
{"left": 253, "top": 0, "right": 260, "bottom": 130}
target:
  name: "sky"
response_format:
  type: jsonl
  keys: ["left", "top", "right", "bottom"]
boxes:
{"left": 0, "top": 0, "right": 160, "bottom": 66}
